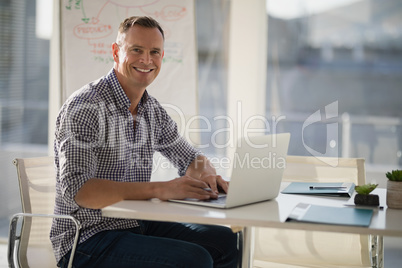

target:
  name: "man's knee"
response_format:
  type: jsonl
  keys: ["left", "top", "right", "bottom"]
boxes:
{"left": 175, "top": 243, "right": 213, "bottom": 268}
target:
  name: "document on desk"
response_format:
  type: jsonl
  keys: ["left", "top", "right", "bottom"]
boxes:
{"left": 281, "top": 182, "right": 355, "bottom": 197}
{"left": 286, "top": 203, "right": 373, "bottom": 227}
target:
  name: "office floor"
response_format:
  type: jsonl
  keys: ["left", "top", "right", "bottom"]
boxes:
{"left": 1, "top": 237, "right": 401, "bottom": 267}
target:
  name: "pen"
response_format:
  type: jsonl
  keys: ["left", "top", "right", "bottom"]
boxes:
{"left": 344, "top": 204, "right": 384, "bottom": 210}
{"left": 309, "top": 186, "right": 347, "bottom": 190}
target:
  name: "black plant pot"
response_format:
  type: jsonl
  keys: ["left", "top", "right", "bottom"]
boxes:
{"left": 354, "top": 194, "right": 379, "bottom": 206}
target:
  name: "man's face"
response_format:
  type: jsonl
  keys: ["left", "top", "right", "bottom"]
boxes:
{"left": 113, "top": 25, "right": 164, "bottom": 91}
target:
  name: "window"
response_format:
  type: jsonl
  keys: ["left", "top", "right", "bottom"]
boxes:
{"left": 265, "top": 0, "right": 402, "bottom": 177}
{"left": 0, "top": 0, "right": 50, "bottom": 237}
{"left": 196, "top": 0, "right": 230, "bottom": 158}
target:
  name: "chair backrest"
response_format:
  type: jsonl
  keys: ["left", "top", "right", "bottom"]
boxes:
{"left": 252, "top": 155, "right": 371, "bottom": 268}
{"left": 13, "top": 156, "right": 58, "bottom": 268}
{"left": 283, "top": 155, "right": 366, "bottom": 185}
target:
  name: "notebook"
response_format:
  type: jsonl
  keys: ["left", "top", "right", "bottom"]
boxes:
{"left": 281, "top": 182, "right": 355, "bottom": 197}
{"left": 286, "top": 203, "right": 373, "bottom": 227}
{"left": 169, "top": 133, "right": 290, "bottom": 208}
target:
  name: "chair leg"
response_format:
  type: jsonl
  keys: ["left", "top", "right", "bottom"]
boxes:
{"left": 370, "top": 234, "right": 384, "bottom": 268}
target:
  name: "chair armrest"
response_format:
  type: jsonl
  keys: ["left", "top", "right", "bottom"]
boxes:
{"left": 8, "top": 216, "right": 19, "bottom": 268}
{"left": 8, "top": 213, "right": 81, "bottom": 268}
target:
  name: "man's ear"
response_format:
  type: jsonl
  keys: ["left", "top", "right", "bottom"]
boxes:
{"left": 162, "top": 50, "right": 165, "bottom": 59}
{"left": 112, "top": 43, "right": 119, "bottom": 63}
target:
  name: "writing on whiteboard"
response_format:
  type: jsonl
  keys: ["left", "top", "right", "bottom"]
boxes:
{"left": 62, "top": 0, "right": 198, "bottom": 118}
{"left": 64, "top": 0, "right": 189, "bottom": 65}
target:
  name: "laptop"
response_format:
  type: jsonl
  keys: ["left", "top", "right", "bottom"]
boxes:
{"left": 169, "top": 133, "right": 290, "bottom": 208}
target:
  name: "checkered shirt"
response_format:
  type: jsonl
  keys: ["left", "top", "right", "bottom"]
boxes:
{"left": 50, "top": 69, "right": 201, "bottom": 263}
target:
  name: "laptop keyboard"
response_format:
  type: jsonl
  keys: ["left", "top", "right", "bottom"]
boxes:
{"left": 201, "top": 194, "right": 227, "bottom": 204}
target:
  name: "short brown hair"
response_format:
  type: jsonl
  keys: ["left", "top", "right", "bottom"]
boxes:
{"left": 116, "top": 16, "right": 164, "bottom": 45}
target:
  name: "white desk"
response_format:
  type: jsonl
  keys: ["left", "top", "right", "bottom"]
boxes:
{"left": 102, "top": 187, "right": 402, "bottom": 267}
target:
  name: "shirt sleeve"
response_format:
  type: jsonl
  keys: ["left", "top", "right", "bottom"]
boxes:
{"left": 55, "top": 95, "right": 102, "bottom": 207}
{"left": 153, "top": 103, "right": 202, "bottom": 176}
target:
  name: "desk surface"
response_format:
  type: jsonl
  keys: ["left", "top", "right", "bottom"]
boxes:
{"left": 102, "top": 187, "right": 402, "bottom": 237}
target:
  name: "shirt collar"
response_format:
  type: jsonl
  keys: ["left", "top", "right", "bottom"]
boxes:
{"left": 139, "top": 90, "right": 149, "bottom": 108}
{"left": 107, "top": 69, "right": 149, "bottom": 111}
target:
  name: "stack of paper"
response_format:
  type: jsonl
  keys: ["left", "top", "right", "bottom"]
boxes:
{"left": 286, "top": 203, "right": 373, "bottom": 227}
{"left": 281, "top": 182, "right": 355, "bottom": 197}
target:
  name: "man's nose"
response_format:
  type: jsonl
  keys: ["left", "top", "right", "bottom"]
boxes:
{"left": 140, "top": 52, "right": 152, "bottom": 64}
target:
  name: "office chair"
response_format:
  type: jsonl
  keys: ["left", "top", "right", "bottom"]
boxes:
{"left": 8, "top": 157, "right": 80, "bottom": 268}
{"left": 251, "top": 155, "right": 383, "bottom": 268}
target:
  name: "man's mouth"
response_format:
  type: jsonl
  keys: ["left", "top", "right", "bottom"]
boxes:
{"left": 134, "top": 67, "right": 152, "bottom": 73}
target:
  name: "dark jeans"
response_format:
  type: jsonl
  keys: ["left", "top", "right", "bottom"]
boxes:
{"left": 59, "top": 220, "right": 239, "bottom": 268}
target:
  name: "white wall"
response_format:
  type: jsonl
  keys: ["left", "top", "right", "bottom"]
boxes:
{"left": 226, "top": 0, "right": 268, "bottom": 174}
{"left": 48, "top": 0, "right": 61, "bottom": 155}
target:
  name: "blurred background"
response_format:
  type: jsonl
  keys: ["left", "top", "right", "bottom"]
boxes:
{"left": 0, "top": 0, "right": 401, "bottom": 243}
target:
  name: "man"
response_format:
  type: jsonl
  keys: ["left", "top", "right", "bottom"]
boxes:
{"left": 51, "top": 16, "right": 239, "bottom": 268}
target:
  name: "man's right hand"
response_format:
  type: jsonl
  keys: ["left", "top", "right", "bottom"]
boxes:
{"left": 156, "top": 176, "right": 218, "bottom": 201}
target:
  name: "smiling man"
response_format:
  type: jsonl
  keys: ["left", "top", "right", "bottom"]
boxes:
{"left": 51, "top": 16, "right": 238, "bottom": 268}
{"left": 112, "top": 21, "right": 164, "bottom": 111}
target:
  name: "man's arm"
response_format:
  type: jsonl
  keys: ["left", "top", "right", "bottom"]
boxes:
{"left": 74, "top": 169, "right": 220, "bottom": 209}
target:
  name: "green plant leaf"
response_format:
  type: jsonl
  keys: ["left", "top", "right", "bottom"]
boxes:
{"left": 355, "top": 184, "right": 378, "bottom": 195}
{"left": 386, "top": 170, "right": 402, "bottom": 181}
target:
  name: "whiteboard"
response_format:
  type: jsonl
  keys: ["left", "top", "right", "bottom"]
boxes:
{"left": 61, "top": 0, "right": 198, "bottom": 117}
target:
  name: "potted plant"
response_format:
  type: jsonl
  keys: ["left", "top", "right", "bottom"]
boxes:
{"left": 386, "top": 170, "right": 402, "bottom": 209}
{"left": 354, "top": 184, "right": 379, "bottom": 206}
